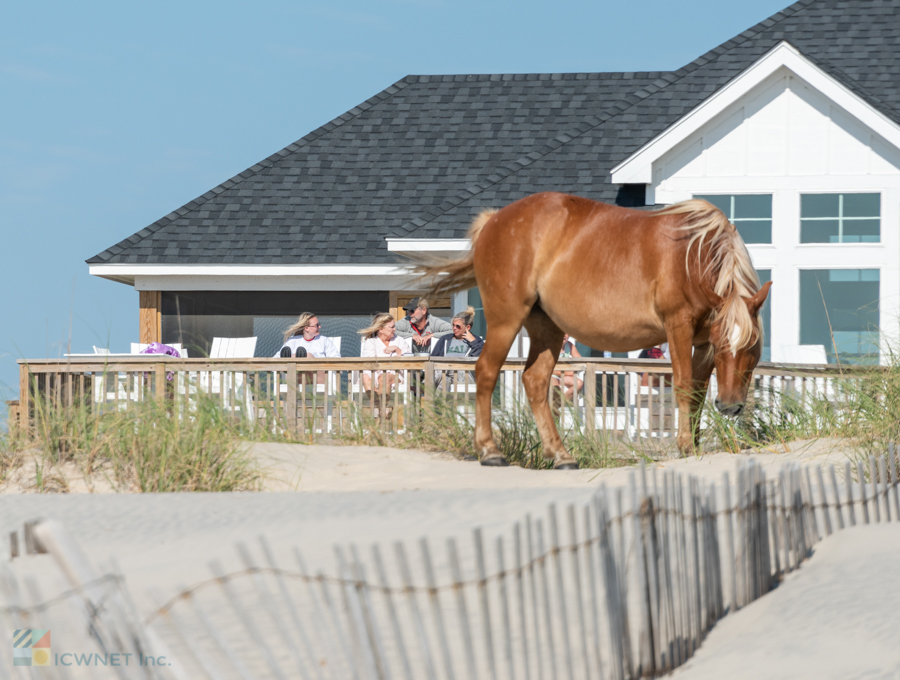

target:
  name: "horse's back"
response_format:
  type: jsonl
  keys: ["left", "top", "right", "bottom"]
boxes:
{"left": 473, "top": 192, "right": 689, "bottom": 351}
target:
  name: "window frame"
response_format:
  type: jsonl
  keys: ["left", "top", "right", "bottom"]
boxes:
{"left": 799, "top": 192, "right": 881, "bottom": 245}
{"left": 693, "top": 193, "right": 773, "bottom": 245}
{"left": 797, "top": 267, "right": 881, "bottom": 365}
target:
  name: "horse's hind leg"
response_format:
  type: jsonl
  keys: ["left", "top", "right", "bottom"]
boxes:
{"left": 475, "top": 321, "right": 523, "bottom": 466}
{"left": 523, "top": 307, "right": 578, "bottom": 469}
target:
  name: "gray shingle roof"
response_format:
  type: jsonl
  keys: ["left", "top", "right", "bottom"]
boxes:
{"left": 89, "top": 0, "right": 900, "bottom": 265}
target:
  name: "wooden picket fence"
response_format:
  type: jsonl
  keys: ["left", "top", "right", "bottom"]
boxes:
{"left": 15, "top": 356, "right": 857, "bottom": 443}
{"left": 4, "top": 449, "right": 899, "bottom": 679}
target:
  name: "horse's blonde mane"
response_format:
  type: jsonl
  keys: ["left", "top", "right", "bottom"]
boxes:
{"left": 656, "top": 199, "right": 761, "bottom": 352}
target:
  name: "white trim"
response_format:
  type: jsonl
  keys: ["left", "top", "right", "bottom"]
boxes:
{"left": 386, "top": 238, "right": 470, "bottom": 253}
{"left": 610, "top": 41, "right": 900, "bottom": 186}
{"left": 89, "top": 263, "right": 416, "bottom": 290}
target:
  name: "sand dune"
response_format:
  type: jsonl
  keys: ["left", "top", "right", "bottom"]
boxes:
{"left": 673, "top": 524, "right": 900, "bottom": 680}
{"left": 2, "top": 440, "right": 896, "bottom": 678}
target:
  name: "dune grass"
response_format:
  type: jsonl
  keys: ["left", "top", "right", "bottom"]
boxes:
{"left": 339, "top": 392, "right": 632, "bottom": 470}
{"left": 700, "top": 363, "right": 900, "bottom": 459}
{"left": 1, "top": 391, "right": 292, "bottom": 492}
{"left": 7, "top": 359, "right": 900, "bottom": 486}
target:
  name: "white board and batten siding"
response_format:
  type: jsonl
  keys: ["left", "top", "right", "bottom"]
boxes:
{"left": 646, "top": 66, "right": 900, "bottom": 364}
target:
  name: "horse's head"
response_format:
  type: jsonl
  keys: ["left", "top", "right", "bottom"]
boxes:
{"left": 706, "top": 281, "right": 772, "bottom": 417}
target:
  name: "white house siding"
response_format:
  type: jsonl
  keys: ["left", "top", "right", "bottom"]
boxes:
{"left": 650, "top": 69, "right": 900, "bottom": 363}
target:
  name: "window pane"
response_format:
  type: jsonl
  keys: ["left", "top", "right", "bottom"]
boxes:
{"left": 734, "top": 194, "right": 772, "bottom": 219}
{"left": 800, "top": 269, "right": 879, "bottom": 364}
{"left": 801, "top": 219, "right": 840, "bottom": 243}
{"left": 695, "top": 195, "right": 731, "bottom": 215}
{"left": 842, "top": 218, "right": 880, "bottom": 242}
{"left": 735, "top": 219, "right": 772, "bottom": 244}
{"left": 757, "top": 269, "right": 771, "bottom": 362}
{"left": 843, "top": 193, "right": 880, "bottom": 218}
{"left": 254, "top": 315, "right": 372, "bottom": 357}
{"left": 801, "top": 194, "right": 839, "bottom": 218}
{"left": 468, "top": 287, "right": 486, "bottom": 339}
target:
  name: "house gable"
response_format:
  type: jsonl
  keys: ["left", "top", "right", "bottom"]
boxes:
{"left": 611, "top": 42, "right": 900, "bottom": 202}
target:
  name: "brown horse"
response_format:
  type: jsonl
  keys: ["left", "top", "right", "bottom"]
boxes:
{"left": 420, "top": 192, "right": 771, "bottom": 468}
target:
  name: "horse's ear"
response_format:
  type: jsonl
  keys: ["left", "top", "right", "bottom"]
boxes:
{"left": 743, "top": 281, "right": 772, "bottom": 316}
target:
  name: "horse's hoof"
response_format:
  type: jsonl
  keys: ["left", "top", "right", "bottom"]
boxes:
{"left": 481, "top": 456, "right": 510, "bottom": 467}
{"left": 462, "top": 454, "right": 478, "bottom": 462}
{"left": 555, "top": 461, "right": 580, "bottom": 470}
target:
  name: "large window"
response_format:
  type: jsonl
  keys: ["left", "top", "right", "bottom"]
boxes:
{"left": 799, "top": 269, "right": 879, "bottom": 364}
{"left": 695, "top": 194, "right": 772, "bottom": 244}
{"left": 757, "top": 269, "right": 771, "bottom": 362}
{"left": 161, "top": 291, "right": 390, "bottom": 358}
{"left": 800, "top": 193, "right": 880, "bottom": 243}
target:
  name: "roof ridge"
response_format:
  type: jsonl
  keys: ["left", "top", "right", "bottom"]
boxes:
{"left": 390, "top": 74, "right": 682, "bottom": 236}
{"left": 87, "top": 76, "right": 415, "bottom": 263}
{"left": 667, "top": 0, "right": 819, "bottom": 81}
{"left": 801, "top": 50, "right": 900, "bottom": 123}
{"left": 402, "top": 71, "right": 669, "bottom": 82}
{"left": 394, "top": 0, "right": 819, "bottom": 237}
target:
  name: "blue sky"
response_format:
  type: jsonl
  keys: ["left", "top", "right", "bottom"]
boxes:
{"left": 0, "top": 0, "right": 790, "bottom": 403}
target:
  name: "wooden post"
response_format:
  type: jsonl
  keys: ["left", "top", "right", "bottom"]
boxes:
{"left": 423, "top": 359, "right": 435, "bottom": 415}
{"left": 287, "top": 363, "right": 298, "bottom": 432}
{"left": 154, "top": 363, "right": 166, "bottom": 400}
{"left": 18, "top": 362, "right": 31, "bottom": 434}
{"left": 139, "top": 291, "right": 162, "bottom": 344}
{"left": 584, "top": 367, "right": 596, "bottom": 437}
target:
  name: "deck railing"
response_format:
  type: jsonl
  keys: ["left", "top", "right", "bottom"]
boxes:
{"left": 15, "top": 356, "right": 860, "bottom": 441}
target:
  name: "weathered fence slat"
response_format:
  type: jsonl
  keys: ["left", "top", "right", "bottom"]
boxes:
{"left": 371, "top": 544, "right": 415, "bottom": 680}
{"left": 890, "top": 444, "right": 900, "bottom": 522}
{"left": 857, "top": 461, "right": 870, "bottom": 525}
{"left": 879, "top": 455, "right": 891, "bottom": 522}
{"left": 547, "top": 505, "right": 576, "bottom": 680}
{"left": 474, "top": 527, "right": 498, "bottom": 680}
{"left": 512, "top": 523, "right": 532, "bottom": 680}
{"left": 419, "top": 538, "right": 456, "bottom": 680}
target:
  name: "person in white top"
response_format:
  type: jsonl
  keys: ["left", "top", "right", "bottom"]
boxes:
{"left": 358, "top": 313, "right": 412, "bottom": 396}
{"left": 275, "top": 312, "right": 341, "bottom": 358}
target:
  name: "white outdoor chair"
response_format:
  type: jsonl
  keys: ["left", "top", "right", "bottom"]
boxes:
{"left": 210, "top": 337, "right": 257, "bottom": 359}
{"left": 196, "top": 337, "right": 258, "bottom": 415}
{"left": 93, "top": 346, "right": 110, "bottom": 355}
{"left": 777, "top": 345, "right": 828, "bottom": 364}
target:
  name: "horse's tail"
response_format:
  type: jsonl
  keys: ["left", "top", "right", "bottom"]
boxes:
{"left": 413, "top": 209, "right": 498, "bottom": 296}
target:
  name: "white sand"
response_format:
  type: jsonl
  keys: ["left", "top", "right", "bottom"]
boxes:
{"left": 2, "top": 439, "right": 894, "bottom": 677}
{"left": 673, "top": 524, "right": 900, "bottom": 680}
{"left": 256, "top": 437, "right": 853, "bottom": 492}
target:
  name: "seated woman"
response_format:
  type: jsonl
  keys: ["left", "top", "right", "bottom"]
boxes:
{"left": 551, "top": 334, "right": 584, "bottom": 400}
{"left": 275, "top": 312, "right": 340, "bottom": 389}
{"left": 358, "top": 313, "right": 412, "bottom": 400}
{"left": 430, "top": 307, "right": 484, "bottom": 391}
{"left": 275, "top": 312, "right": 341, "bottom": 358}
{"left": 430, "top": 307, "right": 484, "bottom": 358}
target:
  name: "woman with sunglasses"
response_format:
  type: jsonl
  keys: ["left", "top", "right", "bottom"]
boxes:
{"left": 429, "top": 307, "right": 483, "bottom": 359}
{"left": 275, "top": 312, "right": 341, "bottom": 358}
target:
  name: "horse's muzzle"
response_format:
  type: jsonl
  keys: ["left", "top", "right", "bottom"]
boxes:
{"left": 715, "top": 399, "right": 744, "bottom": 417}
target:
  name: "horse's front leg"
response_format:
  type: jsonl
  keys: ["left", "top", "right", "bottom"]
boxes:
{"left": 689, "top": 343, "right": 715, "bottom": 449}
{"left": 666, "top": 321, "right": 702, "bottom": 456}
